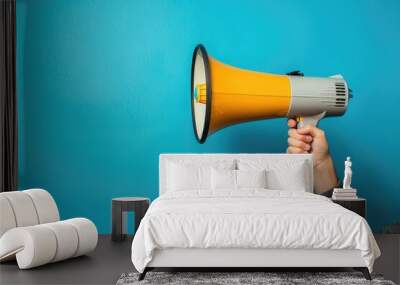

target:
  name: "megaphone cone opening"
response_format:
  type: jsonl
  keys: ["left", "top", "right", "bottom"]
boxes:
{"left": 191, "top": 44, "right": 212, "bottom": 143}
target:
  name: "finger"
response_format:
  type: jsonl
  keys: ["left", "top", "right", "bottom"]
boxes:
{"left": 287, "top": 146, "right": 308, "bottom": 154}
{"left": 296, "top": 124, "right": 325, "bottom": 138}
{"left": 288, "top": 129, "right": 313, "bottom": 143}
{"left": 288, "top": 137, "right": 311, "bottom": 151}
{"left": 287, "top": 119, "right": 297, "bottom": 128}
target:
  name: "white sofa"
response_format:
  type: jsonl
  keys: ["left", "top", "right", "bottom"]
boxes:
{"left": 0, "top": 189, "right": 98, "bottom": 269}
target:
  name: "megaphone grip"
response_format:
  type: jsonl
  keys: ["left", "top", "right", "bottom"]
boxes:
{"left": 296, "top": 111, "right": 326, "bottom": 128}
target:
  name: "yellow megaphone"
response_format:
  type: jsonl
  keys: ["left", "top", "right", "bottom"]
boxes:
{"left": 191, "top": 44, "right": 351, "bottom": 143}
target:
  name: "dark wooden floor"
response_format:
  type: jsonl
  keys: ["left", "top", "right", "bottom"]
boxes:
{"left": 374, "top": 234, "right": 400, "bottom": 284}
{"left": 0, "top": 235, "right": 134, "bottom": 285}
{"left": 1, "top": 234, "right": 398, "bottom": 285}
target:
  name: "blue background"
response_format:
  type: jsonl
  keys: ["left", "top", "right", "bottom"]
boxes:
{"left": 16, "top": 0, "right": 399, "bottom": 233}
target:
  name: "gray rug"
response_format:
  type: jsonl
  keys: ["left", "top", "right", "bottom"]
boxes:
{"left": 116, "top": 272, "right": 396, "bottom": 285}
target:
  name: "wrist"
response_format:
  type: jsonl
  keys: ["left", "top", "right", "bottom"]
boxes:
{"left": 314, "top": 151, "right": 331, "bottom": 169}
{"left": 313, "top": 154, "right": 339, "bottom": 194}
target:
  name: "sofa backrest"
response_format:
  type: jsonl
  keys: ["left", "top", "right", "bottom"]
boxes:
{"left": 159, "top": 153, "right": 313, "bottom": 195}
{"left": 0, "top": 189, "right": 60, "bottom": 237}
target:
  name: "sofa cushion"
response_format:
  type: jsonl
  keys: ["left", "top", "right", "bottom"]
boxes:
{"left": 0, "top": 196, "right": 17, "bottom": 237}
{"left": 24, "top": 189, "right": 59, "bottom": 224}
{"left": 0, "top": 191, "right": 39, "bottom": 227}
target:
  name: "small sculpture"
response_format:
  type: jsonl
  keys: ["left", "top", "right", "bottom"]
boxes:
{"left": 343, "top": 156, "right": 352, "bottom": 189}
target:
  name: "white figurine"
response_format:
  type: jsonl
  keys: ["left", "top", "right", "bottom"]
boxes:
{"left": 343, "top": 156, "right": 352, "bottom": 189}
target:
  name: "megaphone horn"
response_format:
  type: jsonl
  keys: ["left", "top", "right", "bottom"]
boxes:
{"left": 191, "top": 44, "right": 351, "bottom": 143}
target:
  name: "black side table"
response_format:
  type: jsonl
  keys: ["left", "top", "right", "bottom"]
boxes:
{"left": 331, "top": 198, "right": 366, "bottom": 218}
{"left": 112, "top": 197, "right": 150, "bottom": 242}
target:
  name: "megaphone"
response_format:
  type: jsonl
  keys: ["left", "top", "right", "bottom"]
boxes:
{"left": 191, "top": 44, "right": 351, "bottom": 143}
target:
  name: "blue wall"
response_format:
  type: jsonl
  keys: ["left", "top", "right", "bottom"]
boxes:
{"left": 17, "top": 0, "right": 400, "bottom": 233}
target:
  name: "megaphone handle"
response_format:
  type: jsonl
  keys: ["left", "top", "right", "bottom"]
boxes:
{"left": 296, "top": 111, "right": 326, "bottom": 128}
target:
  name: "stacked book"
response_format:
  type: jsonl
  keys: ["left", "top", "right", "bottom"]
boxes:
{"left": 332, "top": 188, "right": 358, "bottom": 200}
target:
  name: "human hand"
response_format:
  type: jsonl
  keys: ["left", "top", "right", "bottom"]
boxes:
{"left": 287, "top": 119, "right": 330, "bottom": 168}
{"left": 286, "top": 119, "right": 338, "bottom": 193}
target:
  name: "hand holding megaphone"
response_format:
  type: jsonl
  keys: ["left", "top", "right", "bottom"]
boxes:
{"left": 287, "top": 119, "right": 339, "bottom": 193}
{"left": 287, "top": 119, "right": 328, "bottom": 157}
